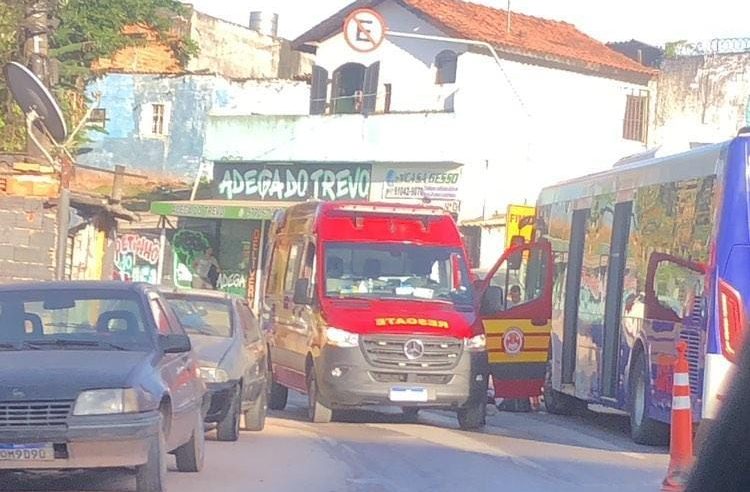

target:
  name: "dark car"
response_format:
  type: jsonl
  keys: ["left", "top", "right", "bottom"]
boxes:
{"left": 162, "top": 289, "right": 268, "bottom": 442}
{"left": 0, "top": 282, "right": 207, "bottom": 492}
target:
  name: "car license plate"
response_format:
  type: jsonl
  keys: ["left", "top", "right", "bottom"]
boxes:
{"left": 0, "top": 443, "right": 55, "bottom": 462}
{"left": 389, "top": 387, "right": 428, "bottom": 402}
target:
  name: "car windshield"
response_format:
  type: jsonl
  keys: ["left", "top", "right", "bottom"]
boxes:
{"left": 0, "top": 289, "right": 152, "bottom": 351}
{"left": 324, "top": 242, "right": 473, "bottom": 305}
{"left": 165, "top": 297, "right": 233, "bottom": 338}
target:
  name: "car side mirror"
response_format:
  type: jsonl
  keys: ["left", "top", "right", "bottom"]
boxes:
{"left": 160, "top": 334, "right": 192, "bottom": 354}
{"left": 293, "top": 278, "right": 311, "bottom": 305}
{"left": 481, "top": 286, "right": 505, "bottom": 315}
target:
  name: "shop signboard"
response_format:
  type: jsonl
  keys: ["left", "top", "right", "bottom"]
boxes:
{"left": 505, "top": 204, "right": 536, "bottom": 249}
{"left": 214, "top": 162, "right": 372, "bottom": 202}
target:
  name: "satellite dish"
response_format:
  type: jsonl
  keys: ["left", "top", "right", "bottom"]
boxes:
{"left": 3, "top": 61, "right": 68, "bottom": 143}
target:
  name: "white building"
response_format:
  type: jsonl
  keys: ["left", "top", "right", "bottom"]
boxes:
{"left": 203, "top": 0, "right": 656, "bottom": 268}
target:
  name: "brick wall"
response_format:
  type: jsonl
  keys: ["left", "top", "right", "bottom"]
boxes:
{"left": 0, "top": 196, "right": 58, "bottom": 283}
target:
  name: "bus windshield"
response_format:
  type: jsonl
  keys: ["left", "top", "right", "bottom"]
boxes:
{"left": 324, "top": 242, "right": 473, "bottom": 305}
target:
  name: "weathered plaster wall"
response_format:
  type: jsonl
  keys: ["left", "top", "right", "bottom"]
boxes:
{"left": 81, "top": 74, "right": 310, "bottom": 176}
{"left": 652, "top": 53, "right": 750, "bottom": 147}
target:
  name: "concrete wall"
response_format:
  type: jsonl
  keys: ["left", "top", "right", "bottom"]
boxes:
{"left": 0, "top": 196, "right": 57, "bottom": 282}
{"left": 652, "top": 53, "right": 750, "bottom": 147}
{"left": 81, "top": 74, "right": 310, "bottom": 176}
{"left": 187, "top": 11, "right": 312, "bottom": 79}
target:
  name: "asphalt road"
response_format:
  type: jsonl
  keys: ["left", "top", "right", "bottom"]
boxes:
{"left": 3, "top": 393, "right": 669, "bottom": 492}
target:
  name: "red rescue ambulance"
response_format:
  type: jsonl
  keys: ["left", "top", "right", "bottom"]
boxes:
{"left": 261, "top": 202, "right": 489, "bottom": 429}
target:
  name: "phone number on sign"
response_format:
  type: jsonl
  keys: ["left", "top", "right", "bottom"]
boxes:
{"left": 391, "top": 172, "right": 460, "bottom": 185}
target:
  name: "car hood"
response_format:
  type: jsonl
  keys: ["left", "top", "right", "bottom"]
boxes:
{"left": 320, "top": 298, "right": 476, "bottom": 338}
{"left": 189, "top": 335, "right": 233, "bottom": 365}
{"left": 0, "top": 350, "right": 153, "bottom": 401}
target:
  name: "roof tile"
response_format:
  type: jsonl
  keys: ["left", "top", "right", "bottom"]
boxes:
{"left": 402, "top": 0, "right": 655, "bottom": 75}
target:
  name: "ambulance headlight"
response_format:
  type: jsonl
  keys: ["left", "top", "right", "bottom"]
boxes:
{"left": 326, "top": 327, "right": 360, "bottom": 348}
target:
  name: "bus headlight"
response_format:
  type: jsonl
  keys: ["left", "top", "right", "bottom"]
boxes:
{"left": 464, "top": 334, "right": 486, "bottom": 352}
{"left": 326, "top": 327, "right": 360, "bottom": 348}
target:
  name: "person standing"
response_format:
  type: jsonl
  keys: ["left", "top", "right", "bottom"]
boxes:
{"left": 192, "top": 247, "right": 220, "bottom": 289}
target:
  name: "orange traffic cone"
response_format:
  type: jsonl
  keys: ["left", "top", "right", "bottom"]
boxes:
{"left": 662, "top": 341, "right": 694, "bottom": 492}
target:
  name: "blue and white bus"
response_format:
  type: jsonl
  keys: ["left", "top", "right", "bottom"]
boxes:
{"left": 536, "top": 129, "right": 750, "bottom": 444}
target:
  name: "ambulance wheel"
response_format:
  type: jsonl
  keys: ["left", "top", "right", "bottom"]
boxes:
{"left": 457, "top": 400, "right": 486, "bottom": 430}
{"left": 307, "top": 367, "right": 333, "bottom": 424}
{"left": 629, "top": 351, "right": 668, "bottom": 446}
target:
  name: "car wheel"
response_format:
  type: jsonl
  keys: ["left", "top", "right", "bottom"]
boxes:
{"left": 269, "top": 379, "right": 288, "bottom": 411}
{"left": 217, "top": 388, "right": 241, "bottom": 442}
{"left": 630, "top": 351, "right": 669, "bottom": 446}
{"left": 175, "top": 410, "right": 205, "bottom": 472}
{"left": 136, "top": 420, "right": 167, "bottom": 492}
{"left": 457, "top": 400, "right": 486, "bottom": 430}
{"left": 307, "top": 367, "right": 333, "bottom": 423}
{"left": 243, "top": 385, "right": 267, "bottom": 432}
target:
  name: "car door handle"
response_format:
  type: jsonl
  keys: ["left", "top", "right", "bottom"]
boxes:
{"left": 531, "top": 318, "right": 548, "bottom": 327}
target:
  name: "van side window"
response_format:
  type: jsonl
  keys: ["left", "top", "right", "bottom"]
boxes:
{"left": 267, "top": 238, "right": 289, "bottom": 297}
{"left": 284, "top": 242, "right": 304, "bottom": 294}
{"left": 302, "top": 241, "right": 317, "bottom": 299}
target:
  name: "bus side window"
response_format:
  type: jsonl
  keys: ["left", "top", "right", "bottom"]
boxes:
{"left": 646, "top": 257, "right": 705, "bottom": 322}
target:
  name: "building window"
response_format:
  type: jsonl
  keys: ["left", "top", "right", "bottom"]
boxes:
{"left": 435, "top": 50, "right": 458, "bottom": 85}
{"left": 89, "top": 108, "right": 107, "bottom": 129}
{"left": 623, "top": 91, "right": 649, "bottom": 143}
{"left": 151, "top": 103, "right": 166, "bottom": 135}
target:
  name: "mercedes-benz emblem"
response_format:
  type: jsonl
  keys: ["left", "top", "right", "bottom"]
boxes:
{"left": 404, "top": 339, "right": 425, "bottom": 360}
{"left": 11, "top": 388, "right": 25, "bottom": 399}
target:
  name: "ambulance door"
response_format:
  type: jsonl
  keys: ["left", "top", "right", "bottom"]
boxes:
{"left": 479, "top": 240, "right": 553, "bottom": 400}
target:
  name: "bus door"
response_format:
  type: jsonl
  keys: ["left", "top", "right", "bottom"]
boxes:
{"left": 478, "top": 239, "right": 554, "bottom": 399}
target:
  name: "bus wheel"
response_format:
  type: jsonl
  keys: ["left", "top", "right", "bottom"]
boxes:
{"left": 629, "top": 351, "right": 669, "bottom": 445}
{"left": 543, "top": 360, "right": 579, "bottom": 415}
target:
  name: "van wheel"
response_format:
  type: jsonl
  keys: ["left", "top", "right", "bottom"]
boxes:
{"left": 175, "top": 410, "right": 205, "bottom": 472}
{"left": 269, "top": 379, "right": 288, "bottom": 411}
{"left": 630, "top": 351, "right": 669, "bottom": 446}
{"left": 243, "top": 385, "right": 267, "bottom": 432}
{"left": 307, "top": 368, "right": 333, "bottom": 423}
{"left": 136, "top": 421, "right": 166, "bottom": 492}
{"left": 457, "top": 400, "right": 486, "bottom": 430}
{"left": 217, "top": 388, "right": 241, "bottom": 442}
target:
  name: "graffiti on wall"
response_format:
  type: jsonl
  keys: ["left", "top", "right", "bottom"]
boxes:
{"left": 171, "top": 229, "right": 210, "bottom": 288}
{"left": 215, "top": 162, "right": 372, "bottom": 201}
{"left": 114, "top": 233, "right": 160, "bottom": 284}
{"left": 246, "top": 224, "right": 262, "bottom": 304}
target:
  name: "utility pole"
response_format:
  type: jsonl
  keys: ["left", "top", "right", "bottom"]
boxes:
{"left": 23, "top": 0, "right": 51, "bottom": 86}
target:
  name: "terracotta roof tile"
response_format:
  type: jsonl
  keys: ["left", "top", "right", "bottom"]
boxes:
{"left": 401, "top": 0, "right": 655, "bottom": 76}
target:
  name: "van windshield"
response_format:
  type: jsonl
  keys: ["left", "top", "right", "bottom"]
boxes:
{"left": 324, "top": 242, "right": 473, "bottom": 305}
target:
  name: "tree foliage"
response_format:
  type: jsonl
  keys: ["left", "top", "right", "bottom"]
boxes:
{"left": 0, "top": 0, "right": 197, "bottom": 152}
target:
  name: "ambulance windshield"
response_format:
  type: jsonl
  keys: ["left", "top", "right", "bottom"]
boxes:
{"left": 323, "top": 242, "right": 473, "bottom": 305}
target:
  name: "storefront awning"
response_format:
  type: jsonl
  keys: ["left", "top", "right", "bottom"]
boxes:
{"left": 150, "top": 199, "right": 288, "bottom": 220}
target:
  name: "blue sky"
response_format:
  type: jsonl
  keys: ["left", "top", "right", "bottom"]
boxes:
{"left": 184, "top": 0, "right": 750, "bottom": 46}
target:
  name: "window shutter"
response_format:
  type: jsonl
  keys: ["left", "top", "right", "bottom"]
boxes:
{"left": 310, "top": 65, "right": 329, "bottom": 115}
{"left": 362, "top": 61, "right": 380, "bottom": 116}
